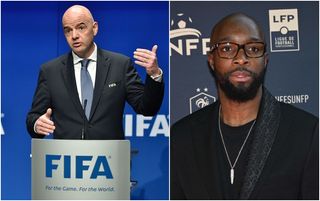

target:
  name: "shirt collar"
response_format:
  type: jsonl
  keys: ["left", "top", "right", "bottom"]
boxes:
{"left": 72, "top": 43, "right": 97, "bottom": 65}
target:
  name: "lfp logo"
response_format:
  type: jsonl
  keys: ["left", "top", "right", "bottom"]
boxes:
{"left": 46, "top": 155, "right": 113, "bottom": 179}
{"left": 269, "top": 9, "right": 299, "bottom": 52}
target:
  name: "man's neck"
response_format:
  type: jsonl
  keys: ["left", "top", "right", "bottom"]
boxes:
{"left": 219, "top": 86, "right": 262, "bottom": 126}
{"left": 73, "top": 42, "right": 96, "bottom": 59}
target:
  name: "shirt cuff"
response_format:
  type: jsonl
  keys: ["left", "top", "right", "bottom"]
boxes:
{"left": 33, "top": 121, "right": 38, "bottom": 133}
{"left": 150, "top": 68, "right": 163, "bottom": 82}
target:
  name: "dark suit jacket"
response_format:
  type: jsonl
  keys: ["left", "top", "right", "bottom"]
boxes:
{"left": 26, "top": 48, "right": 164, "bottom": 139}
{"left": 171, "top": 101, "right": 318, "bottom": 199}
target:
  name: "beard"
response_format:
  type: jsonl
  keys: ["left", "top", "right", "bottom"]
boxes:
{"left": 214, "top": 66, "right": 266, "bottom": 102}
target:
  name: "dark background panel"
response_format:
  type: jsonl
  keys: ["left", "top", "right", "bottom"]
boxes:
{"left": 170, "top": 1, "right": 318, "bottom": 124}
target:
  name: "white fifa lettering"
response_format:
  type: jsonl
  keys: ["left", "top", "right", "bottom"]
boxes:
{"left": 150, "top": 115, "right": 169, "bottom": 137}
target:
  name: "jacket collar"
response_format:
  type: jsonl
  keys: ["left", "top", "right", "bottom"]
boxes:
{"left": 60, "top": 48, "right": 111, "bottom": 121}
{"left": 189, "top": 87, "right": 280, "bottom": 199}
{"left": 240, "top": 87, "right": 280, "bottom": 199}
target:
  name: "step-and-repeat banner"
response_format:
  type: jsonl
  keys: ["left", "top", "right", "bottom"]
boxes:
{"left": 1, "top": 2, "right": 168, "bottom": 199}
{"left": 170, "top": 1, "right": 319, "bottom": 124}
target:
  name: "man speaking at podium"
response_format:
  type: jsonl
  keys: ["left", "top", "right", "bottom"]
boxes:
{"left": 26, "top": 5, "right": 164, "bottom": 139}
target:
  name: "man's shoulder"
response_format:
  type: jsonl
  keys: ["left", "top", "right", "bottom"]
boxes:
{"left": 99, "top": 48, "right": 130, "bottom": 62}
{"left": 279, "top": 102, "right": 318, "bottom": 126}
{"left": 173, "top": 104, "right": 213, "bottom": 124}
{"left": 41, "top": 53, "right": 69, "bottom": 70}
{"left": 171, "top": 103, "right": 217, "bottom": 137}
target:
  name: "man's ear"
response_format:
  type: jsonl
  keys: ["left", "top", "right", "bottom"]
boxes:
{"left": 93, "top": 21, "right": 98, "bottom": 36}
{"left": 264, "top": 53, "right": 269, "bottom": 68}
{"left": 208, "top": 54, "right": 214, "bottom": 71}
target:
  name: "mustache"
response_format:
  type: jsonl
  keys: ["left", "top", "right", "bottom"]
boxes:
{"left": 225, "top": 67, "right": 255, "bottom": 77}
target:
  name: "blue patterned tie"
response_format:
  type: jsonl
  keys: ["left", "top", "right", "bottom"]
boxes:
{"left": 80, "top": 59, "right": 93, "bottom": 120}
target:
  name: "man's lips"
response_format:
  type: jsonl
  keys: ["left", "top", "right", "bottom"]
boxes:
{"left": 73, "top": 42, "right": 81, "bottom": 48}
{"left": 229, "top": 71, "right": 252, "bottom": 82}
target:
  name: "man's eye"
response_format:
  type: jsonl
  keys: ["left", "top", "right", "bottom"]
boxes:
{"left": 221, "top": 46, "right": 232, "bottom": 52}
{"left": 78, "top": 25, "right": 86, "bottom": 31}
{"left": 248, "top": 47, "right": 260, "bottom": 52}
{"left": 64, "top": 29, "right": 71, "bottom": 34}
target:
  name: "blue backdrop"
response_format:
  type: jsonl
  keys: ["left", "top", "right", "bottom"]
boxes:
{"left": 1, "top": 1, "right": 169, "bottom": 199}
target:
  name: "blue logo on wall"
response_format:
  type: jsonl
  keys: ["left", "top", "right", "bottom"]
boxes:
{"left": 46, "top": 155, "right": 113, "bottom": 179}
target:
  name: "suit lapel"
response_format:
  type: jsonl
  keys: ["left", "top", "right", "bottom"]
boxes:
{"left": 190, "top": 103, "right": 221, "bottom": 199}
{"left": 240, "top": 88, "right": 281, "bottom": 199}
{"left": 89, "top": 49, "right": 111, "bottom": 119}
{"left": 61, "top": 53, "right": 86, "bottom": 119}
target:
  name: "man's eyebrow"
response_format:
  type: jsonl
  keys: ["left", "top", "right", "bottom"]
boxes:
{"left": 215, "top": 36, "right": 263, "bottom": 43}
{"left": 248, "top": 37, "right": 263, "bottom": 41}
{"left": 75, "top": 22, "right": 87, "bottom": 27}
{"left": 63, "top": 22, "right": 87, "bottom": 30}
{"left": 215, "top": 36, "right": 232, "bottom": 42}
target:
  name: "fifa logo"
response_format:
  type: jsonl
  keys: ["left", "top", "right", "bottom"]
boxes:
{"left": 46, "top": 154, "right": 113, "bottom": 179}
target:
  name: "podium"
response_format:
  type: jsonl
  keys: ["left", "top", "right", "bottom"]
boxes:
{"left": 31, "top": 139, "right": 130, "bottom": 200}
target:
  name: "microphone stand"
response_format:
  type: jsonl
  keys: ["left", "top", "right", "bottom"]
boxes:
{"left": 82, "top": 99, "right": 87, "bottom": 140}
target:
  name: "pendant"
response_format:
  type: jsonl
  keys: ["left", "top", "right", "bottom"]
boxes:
{"left": 230, "top": 168, "right": 234, "bottom": 184}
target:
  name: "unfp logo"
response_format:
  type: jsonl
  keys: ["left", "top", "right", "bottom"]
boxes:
{"left": 189, "top": 88, "right": 216, "bottom": 113}
{"left": 269, "top": 9, "right": 299, "bottom": 52}
{"left": 170, "top": 13, "right": 210, "bottom": 56}
{"left": 46, "top": 154, "right": 113, "bottom": 179}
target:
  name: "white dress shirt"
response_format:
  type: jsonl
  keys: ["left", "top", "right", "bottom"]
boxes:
{"left": 72, "top": 43, "right": 97, "bottom": 104}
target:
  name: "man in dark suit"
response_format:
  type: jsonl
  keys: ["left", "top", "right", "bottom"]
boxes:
{"left": 26, "top": 5, "right": 164, "bottom": 139}
{"left": 171, "top": 13, "right": 318, "bottom": 199}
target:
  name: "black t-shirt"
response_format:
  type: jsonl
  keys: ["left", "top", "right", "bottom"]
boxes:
{"left": 215, "top": 119, "right": 256, "bottom": 199}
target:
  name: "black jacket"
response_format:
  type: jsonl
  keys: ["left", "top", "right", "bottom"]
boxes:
{"left": 171, "top": 90, "right": 318, "bottom": 199}
{"left": 26, "top": 48, "right": 164, "bottom": 139}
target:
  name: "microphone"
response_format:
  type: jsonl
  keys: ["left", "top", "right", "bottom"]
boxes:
{"left": 82, "top": 99, "right": 88, "bottom": 140}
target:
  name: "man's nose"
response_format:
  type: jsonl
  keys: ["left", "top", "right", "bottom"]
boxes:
{"left": 72, "top": 30, "right": 79, "bottom": 40}
{"left": 233, "top": 48, "right": 249, "bottom": 65}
